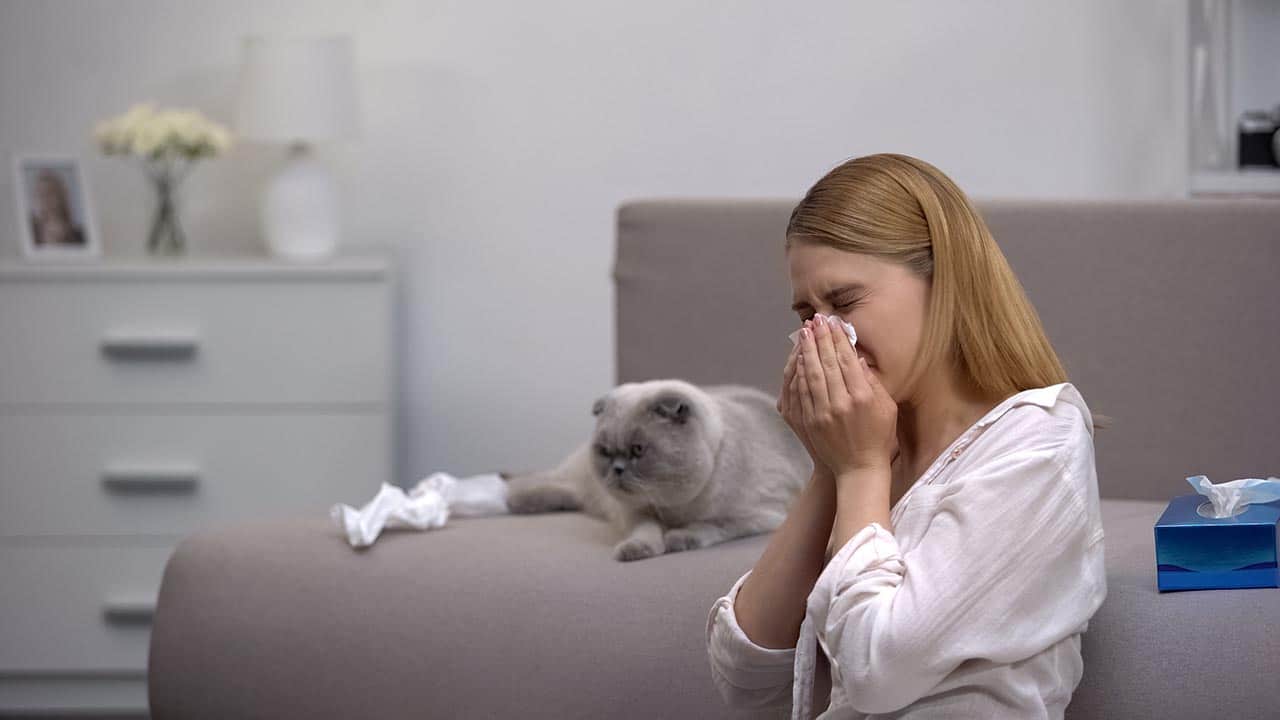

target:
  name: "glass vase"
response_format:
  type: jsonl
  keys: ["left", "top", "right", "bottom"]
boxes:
{"left": 147, "top": 173, "right": 186, "bottom": 256}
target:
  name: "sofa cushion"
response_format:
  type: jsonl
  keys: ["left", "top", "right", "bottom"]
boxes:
{"left": 148, "top": 497, "right": 1279, "bottom": 719}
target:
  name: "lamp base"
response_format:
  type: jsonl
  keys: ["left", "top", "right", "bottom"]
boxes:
{"left": 261, "top": 143, "right": 339, "bottom": 260}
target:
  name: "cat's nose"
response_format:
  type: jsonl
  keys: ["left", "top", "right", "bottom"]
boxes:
{"left": 611, "top": 461, "right": 626, "bottom": 475}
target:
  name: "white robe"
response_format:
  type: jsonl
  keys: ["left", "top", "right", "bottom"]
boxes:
{"left": 706, "top": 382, "right": 1107, "bottom": 719}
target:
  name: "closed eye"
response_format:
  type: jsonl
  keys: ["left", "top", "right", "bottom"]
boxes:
{"left": 800, "top": 299, "right": 859, "bottom": 323}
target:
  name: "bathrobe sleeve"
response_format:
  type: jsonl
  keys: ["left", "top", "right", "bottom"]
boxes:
{"left": 807, "top": 434, "right": 1107, "bottom": 715}
{"left": 705, "top": 568, "right": 797, "bottom": 709}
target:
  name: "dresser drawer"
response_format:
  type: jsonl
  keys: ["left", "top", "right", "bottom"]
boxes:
{"left": 0, "top": 412, "right": 390, "bottom": 537}
{"left": 0, "top": 278, "right": 389, "bottom": 405}
{"left": 0, "top": 542, "right": 174, "bottom": 672}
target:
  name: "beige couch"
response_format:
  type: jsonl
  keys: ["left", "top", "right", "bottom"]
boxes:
{"left": 148, "top": 197, "right": 1280, "bottom": 719}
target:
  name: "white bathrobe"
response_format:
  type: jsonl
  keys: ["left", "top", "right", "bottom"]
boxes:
{"left": 706, "top": 382, "right": 1107, "bottom": 719}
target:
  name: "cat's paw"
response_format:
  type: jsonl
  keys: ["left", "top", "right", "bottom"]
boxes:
{"left": 613, "top": 536, "right": 663, "bottom": 562}
{"left": 662, "top": 527, "right": 706, "bottom": 553}
{"left": 506, "top": 486, "right": 581, "bottom": 514}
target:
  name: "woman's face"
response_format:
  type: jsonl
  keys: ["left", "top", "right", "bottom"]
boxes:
{"left": 35, "top": 174, "right": 67, "bottom": 216}
{"left": 786, "top": 241, "right": 930, "bottom": 402}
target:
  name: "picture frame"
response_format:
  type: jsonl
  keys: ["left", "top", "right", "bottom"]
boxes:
{"left": 12, "top": 154, "right": 101, "bottom": 260}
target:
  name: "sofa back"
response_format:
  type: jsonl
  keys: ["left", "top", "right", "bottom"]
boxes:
{"left": 614, "top": 197, "right": 1280, "bottom": 501}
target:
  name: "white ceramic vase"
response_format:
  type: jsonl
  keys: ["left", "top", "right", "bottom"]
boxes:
{"left": 262, "top": 143, "right": 339, "bottom": 260}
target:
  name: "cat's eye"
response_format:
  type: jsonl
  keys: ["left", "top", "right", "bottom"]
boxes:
{"left": 630, "top": 444, "right": 645, "bottom": 458}
{"left": 594, "top": 444, "right": 610, "bottom": 457}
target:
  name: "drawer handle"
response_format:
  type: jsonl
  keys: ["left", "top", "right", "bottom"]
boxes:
{"left": 102, "top": 597, "right": 157, "bottom": 625}
{"left": 100, "top": 331, "right": 200, "bottom": 359}
{"left": 101, "top": 465, "right": 201, "bottom": 493}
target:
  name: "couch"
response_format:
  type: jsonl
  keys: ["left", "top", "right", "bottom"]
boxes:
{"left": 148, "top": 197, "right": 1280, "bottom": 719}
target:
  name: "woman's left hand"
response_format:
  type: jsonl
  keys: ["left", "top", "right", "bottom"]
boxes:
{"left": 796, "top": 314, "right": 899, "bottom": 478}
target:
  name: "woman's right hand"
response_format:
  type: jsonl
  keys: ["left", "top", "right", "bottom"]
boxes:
{"left": 778, "top": 320, "right": 833, "bottom": 481}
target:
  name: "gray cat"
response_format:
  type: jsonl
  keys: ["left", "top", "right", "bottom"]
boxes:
{"left": 502, "top": 379, "right": 812, "bottom": 562}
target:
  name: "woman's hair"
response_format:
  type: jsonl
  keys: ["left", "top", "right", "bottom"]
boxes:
{"left": 36, "top": 171, "right": 72, "bottom": 219}
{"left": 784, "top": 152, "right": 1112, "bottom": 432}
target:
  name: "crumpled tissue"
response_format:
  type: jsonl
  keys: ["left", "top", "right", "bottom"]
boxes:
{"left": 789, "top": 312, "right": 858, "bottom": 349}
{"left": 331, "top": 471, "right": 509, "bottom": 548}
{"left": 1187, "top": 474, "right": 1280, "bottom": 519}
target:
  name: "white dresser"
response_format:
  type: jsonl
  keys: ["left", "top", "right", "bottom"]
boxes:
{"left": 0, "top": 253, "right": 395, "bottom": 715}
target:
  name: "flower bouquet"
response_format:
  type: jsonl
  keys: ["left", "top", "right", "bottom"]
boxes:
{"left": 93, "top": 103, "right": 232, "bottom": 255}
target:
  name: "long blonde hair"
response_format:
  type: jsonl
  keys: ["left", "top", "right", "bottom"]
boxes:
{"left": 784, "top": 153, "right": 1112, "bottom": 432}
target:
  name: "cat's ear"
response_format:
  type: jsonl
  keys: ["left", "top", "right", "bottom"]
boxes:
{"left": 591, "top": 396, "right": 606, "bottom": 416}
{"left": 650, "top": 393, "right": 690, "bottom": 424}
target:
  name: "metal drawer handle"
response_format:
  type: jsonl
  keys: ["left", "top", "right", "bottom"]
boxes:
{"left": 101, "top": 465, "right": 201, "bottom": 493}
{"left": 100, "top": 330, "right": 200, "bottom": 359}
{"left": 102, "top": 597, "right": 157, "bottom": 625}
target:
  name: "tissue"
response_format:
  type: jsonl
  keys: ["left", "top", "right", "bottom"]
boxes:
{"left": 1155, "top": 476, "right": 1280, "bottom": 591}
{"left": 789, "top": 312, "right": 857, "bottom": 349}
{"left": 330, "top": 471, "right": 508, "bottom": 548}
{"left": 418, "top": 471, "right": 510, "bottom": 517}
{"left": 1187, "top": 474, "right": 1280, "bottom": 519}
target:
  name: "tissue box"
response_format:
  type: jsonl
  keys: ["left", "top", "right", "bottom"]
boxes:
{"left": 1154, "top": 494, "right": 1280, "bottom": 592}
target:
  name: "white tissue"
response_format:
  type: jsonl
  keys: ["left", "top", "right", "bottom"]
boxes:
{"left": 1187, "top": 474, "right": 1280, "bottom": 519}
{"left": 330, "top": 471, "right": 509, "bottom": 548}
{"left": 417, "top": 471, "right": 510, "bottom": 517}
{"left": 789, "top": 312, "right": 857, "bottom": 349}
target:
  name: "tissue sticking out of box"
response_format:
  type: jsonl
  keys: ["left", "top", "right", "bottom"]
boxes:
{"left": 1187, "top": 474, "right": 1280, "bottom": 519}
{"left": 789, "top": 312, "right": 858, "bottom": 349}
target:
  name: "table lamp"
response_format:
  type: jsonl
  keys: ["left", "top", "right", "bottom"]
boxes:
{"left": 235, "top": 35, "right": 361, "bottom": 260}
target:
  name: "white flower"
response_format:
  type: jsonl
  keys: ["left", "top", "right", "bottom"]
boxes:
{"left": 92, "top": 119, "right": 120, "bottom": 153}
{"left": 93, "top": 102, "right": 231, "bottom": 160}
{"left": 210, "top": 125, "right": 233, "bottom": 153}
{"left": 172, "top": 110, "right": 202, "bottom": 147}
{"left": 117, "top": 103, "right": 156, "bottom": 146}
{"left": 131, "top": 121, "right": 167, "bottom": 157}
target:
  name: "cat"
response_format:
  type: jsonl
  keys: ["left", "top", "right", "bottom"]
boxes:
{"left": 502, "top": 379, "right": 812, "bottom": 561}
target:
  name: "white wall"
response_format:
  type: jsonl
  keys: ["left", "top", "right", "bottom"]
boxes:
{"left": 1232, "top": 0, "right": 1280, "bottom": 119}
{"left": 0, "top": 0, "right": 1188, "bottom": 485}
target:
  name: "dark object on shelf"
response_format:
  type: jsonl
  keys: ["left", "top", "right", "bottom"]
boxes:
{"left": 1237, "top": 108, "right": 1279, "bottom": 168}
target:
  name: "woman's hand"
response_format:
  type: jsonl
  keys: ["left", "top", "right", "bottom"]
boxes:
{"left": 795, "top": 313, "right": 898, "bottom": 478}
{"left": 777, "top": 335, "right": 832, "bottom": 480}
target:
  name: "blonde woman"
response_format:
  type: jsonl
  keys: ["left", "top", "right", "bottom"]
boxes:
{"left": 30, "top": 170, "right": 86, "bottom": 247}
{"left": 706, "top": 153, "right": 1110, "bottom": 719}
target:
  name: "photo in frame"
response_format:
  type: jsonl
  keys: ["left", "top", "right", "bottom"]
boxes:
{"left": 12, "top": 154, "right": 101, "bottom": 259}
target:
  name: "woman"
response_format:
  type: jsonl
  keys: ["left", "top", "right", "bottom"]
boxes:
{"left": 705, "top": 153, "right": 1109, "bottom": 719}
{"left": 30, "top": 170, "right": 86, "bottom": 247}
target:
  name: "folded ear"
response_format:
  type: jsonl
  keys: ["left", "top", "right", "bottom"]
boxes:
{"left": 650, "top": 393, "right": 690, "bottom": 424}
{"left": 591, "top": 396, "right": 606, "bottom": 416}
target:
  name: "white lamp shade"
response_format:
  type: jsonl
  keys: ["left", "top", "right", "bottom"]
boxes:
{"left": 235, "top": 35, "right": 361, "bottom": 143}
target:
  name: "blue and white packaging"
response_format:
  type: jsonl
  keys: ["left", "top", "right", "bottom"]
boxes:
{"left": 1153, "top": 475, "right": 1280, "bottom": 592}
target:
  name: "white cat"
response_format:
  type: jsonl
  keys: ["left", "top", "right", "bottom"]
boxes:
{"left": 503, "top": 379, "right": 812, "bottom": 561}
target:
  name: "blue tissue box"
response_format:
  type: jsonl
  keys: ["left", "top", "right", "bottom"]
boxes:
{"left": 1154, "top": 494, "right": 1280, "bottom": 592}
